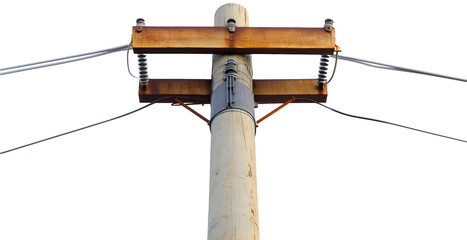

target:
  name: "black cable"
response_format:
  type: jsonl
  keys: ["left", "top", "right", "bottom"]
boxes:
{"left": 295, "top": 98, "right": 467, "bottom": 144}
{"left": 0, "top": 96, "right": 174, "bottom": 155}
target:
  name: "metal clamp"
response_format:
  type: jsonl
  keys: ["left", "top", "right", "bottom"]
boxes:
{"left": 210, "top": 58, "right": 255, "bottom": 125}
{"left": 335, "top": 44, "right": 342, "bottom": 52}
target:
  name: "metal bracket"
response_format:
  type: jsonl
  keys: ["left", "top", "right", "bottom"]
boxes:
{"left": 256, "top": 97, "right": 295, "bottom": 124}
{"left": 173, "top": 97, "right": 209, "bottom": 124}
{"left": 211, "top": 58, "right": 255, "bottom": 124}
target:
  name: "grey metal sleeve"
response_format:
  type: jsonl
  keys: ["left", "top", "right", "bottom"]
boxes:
{"left": 210, "top": 80, "right": 255, "bottom": 123}
{"left": 210, "top": 58, "right": 256, "bottom": 125}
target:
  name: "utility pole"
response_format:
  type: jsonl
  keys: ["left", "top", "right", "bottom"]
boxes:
{"left": 131, "top": 5, "right": 336, "bottom": 239}
{"left": 208, "top": 3, "right": 258, "bottom": 240}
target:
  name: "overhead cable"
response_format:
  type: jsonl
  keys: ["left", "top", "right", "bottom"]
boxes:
{"left": 325, "top": 51, "right": 339, "bottom": 85}
{"left": 0, "top": 44, "right": 129, "bottom": 76}
{"left": 332, "top": 54, "right": 467, "bottom": 83}
{"left": 0, "top": 96, "right": 173, "bottom": 155}
{"left": 296, "top": 98, "right": 467, "bottom": 144}
{"left": 2, "top": 96, "right": 465, "bottom": 155}
{"left": 126, "top": 41, "right": 139, "bottom": 79}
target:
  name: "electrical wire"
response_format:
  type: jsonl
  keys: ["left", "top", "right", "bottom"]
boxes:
{"left": 0, "top": 44, "right": 129, "bottom": 76}
{"left": 0, "top": 45, "right": 128, "bottom": 72}
{"left": 295, "top": 98, "right": 467, "bottom": 144}
{"left": 325, "top": 51, "right": 339, "bottom": 85}
{"left": 331, "top": 54, "right": 467, "bottom": 83}
{"left": 126, "top": 41, "right": 139, "bottom": 79}
{"left": 0, "top": 96, "right": 174, "bottom": 155}
{"left": 0, "top": 52, "right": 112, "bottom": 76}
{"left": 2, "top": 96, "right": 465, "bottom": 155}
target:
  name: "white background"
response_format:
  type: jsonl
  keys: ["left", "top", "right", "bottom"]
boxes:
{"left": 1, "top": 0, "right": 467, "bottom": 239}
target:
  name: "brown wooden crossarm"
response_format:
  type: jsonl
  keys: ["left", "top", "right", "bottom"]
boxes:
{"left": 132, "top": 26, "right": 335, "bottom": 55}
{"left": 139, "top": 79, "right": 327, "bottom": 104}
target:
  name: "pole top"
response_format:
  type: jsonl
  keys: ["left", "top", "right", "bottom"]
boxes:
{"left": 215, "top": 3, "right": 249, "bottom": 27}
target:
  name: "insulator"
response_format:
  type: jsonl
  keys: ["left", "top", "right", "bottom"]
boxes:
{"left": 136, "top": 18, "right": 145, "bottom": 27}
{"left": 224, "top": 58, "right": 238, "bottom": 107}
{"left": 317, "top": 55, "right": 330, "bottom": 86}
{"left": 224, "top": 58, "right": 237, "bottom": 73}
{"left": 226, "top": 18, "right": 237, "bottom": 33}
{"left": 136, "top": 18, "right": 145, "bottom": 32}
{"left": 324, "top": 18, "right": 334, "bottom": 32}
{"left": 138, "top": 54, "right": 149, "bottom": 86}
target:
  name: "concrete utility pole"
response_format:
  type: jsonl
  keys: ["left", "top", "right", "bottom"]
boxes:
{"left": 131, "top": 6, "right": 336, "bottom": 239}
{"left": 208, "top": 3, "right": 259, "bottom": 240}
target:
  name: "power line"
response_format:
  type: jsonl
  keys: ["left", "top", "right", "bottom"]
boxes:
{"left": 0, "top": 96, "right": 173, "bottom": 155}
{"left": 2, "top": 42, "right": 465, "bottom": 85}
{"left": 0, "top": 44, "right": 129, "bottom": 76}
{"left": 126, "top": 41, "right": 139, "bottom": 79}
{"left": 2, "top": 95, "right": 465, "bottom": 156}
{"left": 296, "top": 98, "right": 467, "bottom": 144}
{"left": 332, "top": 54, "right": 467, "bottom": 83}
{"left": 325, "top": 51, "right": 339, "bottom": 85}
